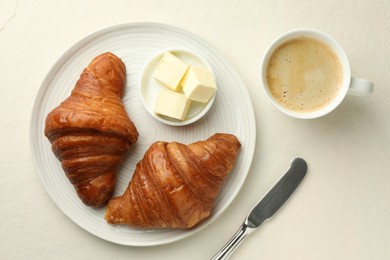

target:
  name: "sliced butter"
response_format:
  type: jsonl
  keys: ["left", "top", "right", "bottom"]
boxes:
{"left": 181, "top": 67, "right": 217, "bottom": 103}
{"left": 153, "top": 52, "right": 189, "bottom": 91}
{"left": 154, "top": 89, "right": 191, "bottom": 120}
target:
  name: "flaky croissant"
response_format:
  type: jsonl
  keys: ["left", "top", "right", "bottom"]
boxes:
{"left": 44, "top": 52, "right": 139, "bottom": 207}
{"left": 105, "top": 133, "right": 241, "bottom": 229}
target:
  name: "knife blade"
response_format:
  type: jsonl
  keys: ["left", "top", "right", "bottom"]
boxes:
{"left": 211, "top": 157, "right": 307, "bottom": 260}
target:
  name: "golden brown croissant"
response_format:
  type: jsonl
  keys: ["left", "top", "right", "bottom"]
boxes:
{"left": 105, "top": 133, "right": 241, "bottom": 229}
{"left": 44, "top": 52, "right": 139, "bottom": 207}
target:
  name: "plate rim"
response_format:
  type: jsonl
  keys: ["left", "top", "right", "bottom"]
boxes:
{"left": 30, "top": 22, "right": 257, "bottom": 246}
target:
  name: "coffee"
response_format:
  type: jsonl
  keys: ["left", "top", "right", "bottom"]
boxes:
{"left": 266, "top": 37, "right": 342, "bottom": 112}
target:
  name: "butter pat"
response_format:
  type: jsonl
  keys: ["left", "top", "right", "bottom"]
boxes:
{"left": 154, "top": 89, "right": 191, "bottom": 120}
{"left": 153, "top": 52, "right": 189, "bottom": 91}
{"left": 181, "top": 67, "right": 217, "bottom": 103}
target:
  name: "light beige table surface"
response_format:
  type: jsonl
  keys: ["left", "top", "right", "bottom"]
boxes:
{"left": 1, "top": 1, "right": 389, "bottom": 259}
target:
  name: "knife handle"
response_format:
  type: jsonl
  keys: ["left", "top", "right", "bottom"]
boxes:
{"left": 211, "top": 222, "right": 254, "bottom": 260}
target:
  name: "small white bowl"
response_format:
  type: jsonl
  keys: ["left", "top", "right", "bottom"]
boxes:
{"left": 139, "top": 48, "right": 216, "bottom": 126}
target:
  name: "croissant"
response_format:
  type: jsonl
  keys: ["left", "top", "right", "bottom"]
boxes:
{"left": 105, "top": 133, "right": 241, "bottom": 229}
{"left": 44, "top": 52, "right": 139, "bottom": 207}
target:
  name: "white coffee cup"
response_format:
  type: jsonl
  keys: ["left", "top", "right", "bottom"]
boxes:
{"left": 260, "top": 29, "right": 374, "bottom": 119}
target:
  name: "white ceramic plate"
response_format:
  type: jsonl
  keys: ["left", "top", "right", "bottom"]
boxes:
{"left": 30, "top": 22, "right": 256, "bottom": 246}
{"left": 140, "top": 48, "right": 216, "bottom": 126}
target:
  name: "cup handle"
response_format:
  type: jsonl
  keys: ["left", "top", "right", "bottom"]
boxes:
{"left": 348, "top": 77, "right": 374, "bottom": 96}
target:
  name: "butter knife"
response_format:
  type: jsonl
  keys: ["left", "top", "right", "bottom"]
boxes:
{"left": 211, "top": 157, "right": 307, "bottom": 260}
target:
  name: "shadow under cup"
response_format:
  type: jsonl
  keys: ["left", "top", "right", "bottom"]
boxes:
{"left": 260, "top": 29, "right": 352, "bottom": 119}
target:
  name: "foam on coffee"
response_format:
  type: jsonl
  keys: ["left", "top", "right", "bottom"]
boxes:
{"left": 266, "top": 37, "right": 342, "bottom": 112}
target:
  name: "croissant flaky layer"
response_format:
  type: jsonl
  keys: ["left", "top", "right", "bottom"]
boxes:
{"left": 45, "top": 52, "right": 139, "bottom": 207}
{"left": 105, "top": 133, "right": 241, "bottom": 229}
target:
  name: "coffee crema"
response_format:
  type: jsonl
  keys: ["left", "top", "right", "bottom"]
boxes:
{"left": 266, "top": 37, "right": 342, "bottom": 112}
